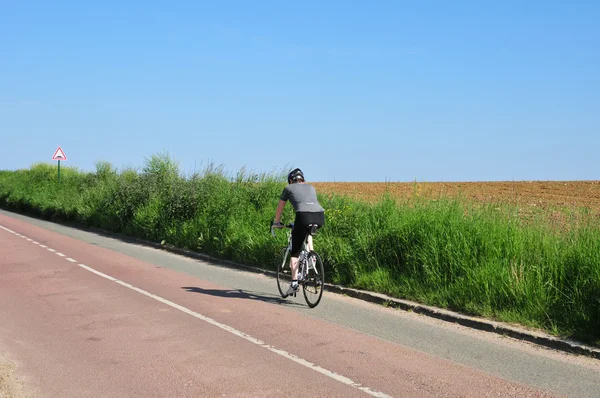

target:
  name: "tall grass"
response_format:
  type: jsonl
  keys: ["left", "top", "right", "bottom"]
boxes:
{"left": 1, "top": 153, "right": 599, "bottom": 346}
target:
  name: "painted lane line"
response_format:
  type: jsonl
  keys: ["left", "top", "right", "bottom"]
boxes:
{"left": 33, "top": 241, "right": 40, "bottom": 245}
{"left": 66, "top": 258, "right": 77, "bottom": 263}
{"left": 39, "top": 245, "right": 47, "bottom": 249}
{"left": 81, "top": 266, "right": 390, "bottom": 397}
{"left": 0, "top": 226, "right": 15, "bottom": 234}
{"left": 0, "top": 225, "right": 391, "bottom": 398}
{"left": 78, "top": 264, "right": 117, "bottom": 282}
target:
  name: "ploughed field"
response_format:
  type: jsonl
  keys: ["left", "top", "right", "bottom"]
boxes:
{"left": 313, "top": 181, "right": 600, "bottom": 214}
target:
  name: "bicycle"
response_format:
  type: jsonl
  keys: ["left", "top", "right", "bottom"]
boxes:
{"left": 270, "top": 221, "right": 325, "bottom": 308}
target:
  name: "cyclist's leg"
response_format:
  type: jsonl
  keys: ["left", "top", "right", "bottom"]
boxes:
{"left": 288, "top": 215, "right": 305, "bottom": 285}
{"left": 305, "top": 211, "right": 325, "bottom": 252}
{"left": 289, "top": 256, "right": 299, "bottom": 280}
{"left": 289, "top": 211, "right": 323, "bottom": 281}
{"left": 306, "top": 234, "right": 313, "bottom": 252}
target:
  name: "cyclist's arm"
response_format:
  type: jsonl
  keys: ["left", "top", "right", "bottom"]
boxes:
{"left": 274, "top": 200, "right": 286, "bottom": 223}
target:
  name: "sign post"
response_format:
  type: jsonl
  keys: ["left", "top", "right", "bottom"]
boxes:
{"left": 52, "top": 147, "right": 67, "bottom": 182}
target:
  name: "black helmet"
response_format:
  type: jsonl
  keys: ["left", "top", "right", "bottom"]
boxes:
{"left": 287, "top": 168, "right": 304, "bottom": 184}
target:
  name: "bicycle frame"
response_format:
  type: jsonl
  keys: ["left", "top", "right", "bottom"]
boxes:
{"left": 273, "top": 224, "right": 320, "bottom": 282}
{"left": 271, "top": 221, "right": 325, "bottom": 307}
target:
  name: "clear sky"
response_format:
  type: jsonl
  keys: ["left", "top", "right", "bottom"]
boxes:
{"left": 1, "top": 1, "right": 598, "bottom": 182}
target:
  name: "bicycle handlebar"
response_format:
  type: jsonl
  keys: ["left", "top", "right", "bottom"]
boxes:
{"left": 270, "top": 221, "right": 294, "bottom": 237}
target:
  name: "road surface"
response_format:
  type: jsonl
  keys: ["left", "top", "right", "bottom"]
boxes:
{"left": 1, "top": 210, "right": 599, "bottom": 397}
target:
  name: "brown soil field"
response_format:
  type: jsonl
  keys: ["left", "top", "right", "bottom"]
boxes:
{"left": 313, "top": 181, "right": 600, "bottom": 214}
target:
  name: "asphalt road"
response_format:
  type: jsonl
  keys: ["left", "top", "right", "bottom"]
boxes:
{"left": 1, "top": 210, "right": 599, "bottom": 397}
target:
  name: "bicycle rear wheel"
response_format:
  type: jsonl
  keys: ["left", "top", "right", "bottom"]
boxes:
{"left": 276, "top": 247, "right": 292, "bottom": 297}
{"left": 302, "top": 251, "right": 324, "bottom": 308}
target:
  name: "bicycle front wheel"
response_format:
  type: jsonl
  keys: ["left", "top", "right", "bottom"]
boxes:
{"left": 276, "top": 247, "right": 291, "bottom": 297}
{"left": 302, "top": 251, "right": 324, "bottom": 308}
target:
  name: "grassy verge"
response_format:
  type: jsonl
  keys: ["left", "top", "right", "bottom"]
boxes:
{"left": 1, "top": 154, "right": 599, "bottom": 346}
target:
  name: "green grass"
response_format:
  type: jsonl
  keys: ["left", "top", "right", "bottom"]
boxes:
{"left": 1, "top": 153, "right": 599, "bottom": 346}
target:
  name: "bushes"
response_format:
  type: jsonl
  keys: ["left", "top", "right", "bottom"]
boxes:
{"left": 1, "top": 153, "right": 599, "bottom": 346}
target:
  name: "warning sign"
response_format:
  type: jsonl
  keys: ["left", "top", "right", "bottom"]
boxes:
{"left": 52, "top": 147, "right": 67, "bottom": 161}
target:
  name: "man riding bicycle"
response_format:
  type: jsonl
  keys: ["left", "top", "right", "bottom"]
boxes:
{"left": 273, "top": 168, "right": 325, "bottom": 296}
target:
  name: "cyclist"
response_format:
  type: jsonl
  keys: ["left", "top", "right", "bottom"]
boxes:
{"left": 273, "top": 168, "right": 325, "bottom": 296}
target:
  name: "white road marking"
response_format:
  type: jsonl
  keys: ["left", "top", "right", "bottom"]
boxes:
{"left": 66, "top": 258, "right": 77, "bottom": 263}
{"left": 0, "top": 226, "right": 15, "bottom": 234}
{"left": 0, "top": 224, "right": 391, "bottom": 398}
{"left": 56, "top": 252, "right": 66, "bottom": 257}
{"left": 78, "top": 264, "right": 117, "bottom": 281}
{"left": 109, "top": 274, "right": 390, "bottom": 397}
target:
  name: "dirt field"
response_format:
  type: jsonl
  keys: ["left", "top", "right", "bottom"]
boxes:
{"left": 313, "top": 181, "right": 600, "bottom": 214}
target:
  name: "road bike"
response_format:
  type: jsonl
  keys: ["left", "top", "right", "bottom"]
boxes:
{"left": 270, "top": 222, "right": 325, "bottom": 308}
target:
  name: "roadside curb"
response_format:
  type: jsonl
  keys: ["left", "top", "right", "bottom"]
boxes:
{"left": 1, "top": 208, "right": 599, "bottom": 361}
{"left": 323, "top": 285, "right": 600, "bottom": 360}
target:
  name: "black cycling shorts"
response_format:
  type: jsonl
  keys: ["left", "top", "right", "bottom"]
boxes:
{"left": 291, "top": 211, "right": 325, "bottom": 256}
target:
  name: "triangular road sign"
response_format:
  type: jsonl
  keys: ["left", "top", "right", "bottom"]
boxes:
{"left": 52, "top": 147, "right": 67, "bottom": 161}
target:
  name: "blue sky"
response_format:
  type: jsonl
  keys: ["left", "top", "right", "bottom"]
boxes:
{"left": 1, "top": 1, "right": 598, "bottom": 182}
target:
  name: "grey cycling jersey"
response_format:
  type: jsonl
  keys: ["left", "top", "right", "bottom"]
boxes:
{"left": 280, "top": 183, "right": 324, "bottom": 213}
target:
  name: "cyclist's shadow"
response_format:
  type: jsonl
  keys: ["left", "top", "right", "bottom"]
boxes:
{"left": 181, "top": 286, "right": 305, "bottom": 307}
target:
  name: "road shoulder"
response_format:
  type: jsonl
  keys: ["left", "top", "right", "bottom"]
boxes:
{"left": 0, "top": 353, "right": 27, "bottom": 398}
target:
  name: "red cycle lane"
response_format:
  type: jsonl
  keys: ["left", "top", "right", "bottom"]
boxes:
{"left": 0, "top": 214, "right": 556, "bottom": 397}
